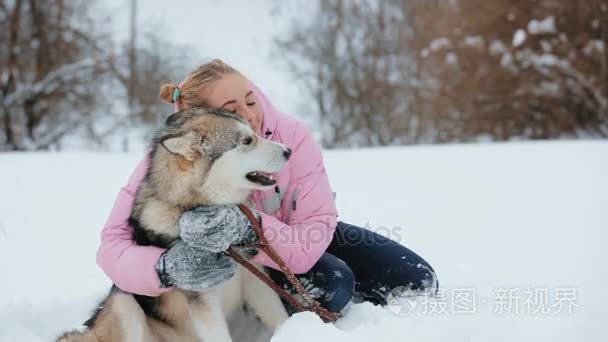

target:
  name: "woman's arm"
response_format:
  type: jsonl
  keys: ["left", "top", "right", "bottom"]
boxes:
{"left": 253, "top": 123, "right": 338, "bottom": 274}
{"left": 96, "top": 157, "right": 172, "bottom": 296}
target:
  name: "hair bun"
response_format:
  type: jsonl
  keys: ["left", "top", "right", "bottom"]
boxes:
{"left": 159, "top": 84, "right": 178, "bottom": 104}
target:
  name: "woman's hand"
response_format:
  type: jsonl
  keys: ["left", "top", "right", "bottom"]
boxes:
{"left": 155, "top": 240, "right": 236, "bottom": 290}
{"left": 178, "top": 205, "right": 259, "bottom": 253}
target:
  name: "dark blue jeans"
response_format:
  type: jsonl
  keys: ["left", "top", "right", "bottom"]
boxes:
{"left": 268, "top": 221, "right": 439, "bottom": 313}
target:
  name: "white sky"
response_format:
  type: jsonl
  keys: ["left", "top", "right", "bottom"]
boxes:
{"left": 104, "top": 0, "right": 301, "bottom": 117}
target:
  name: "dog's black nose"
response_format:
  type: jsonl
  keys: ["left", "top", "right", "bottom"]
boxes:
{"left": 283, "top": 148, "right": 292, "bottom": 160}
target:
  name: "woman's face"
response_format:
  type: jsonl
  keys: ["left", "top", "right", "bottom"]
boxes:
{"left": 203, "top": 73, "right": 264, "bottom": 134}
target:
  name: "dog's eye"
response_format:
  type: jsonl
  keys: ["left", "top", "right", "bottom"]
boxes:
{"left": 242, "top": 137, "right": 253, "bottom": 145}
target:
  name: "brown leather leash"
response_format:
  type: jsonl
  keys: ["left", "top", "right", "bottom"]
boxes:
{"left": 226, "top": 204, "right": 341, "bottom": 323}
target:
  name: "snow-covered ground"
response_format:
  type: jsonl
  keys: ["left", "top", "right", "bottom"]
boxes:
{"left": 0, "top": 141, "right": 606, "bottom": 341}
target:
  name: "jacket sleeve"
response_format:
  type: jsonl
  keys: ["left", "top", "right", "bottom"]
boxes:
{"left": 252, "top": 123, "right": 338, "bottom": 274}
{"left": 96, "top": 157, "right": 173, "bottom": 296}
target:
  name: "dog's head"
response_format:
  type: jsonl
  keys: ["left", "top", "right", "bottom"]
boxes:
{"left": 152, "top": 107, "right": 291, "bottom": 206}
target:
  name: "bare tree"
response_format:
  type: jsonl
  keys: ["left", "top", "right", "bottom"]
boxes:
{"left": 275, "top": 0, "right": 421, "bottom": 148}
{"left": 416, "top": 0, "right": 608, "bottom": 141}
{"left": 274, "top": 0, "right": 608, "bottom": 147}
{"left": 0, "top": 0, "right": 110, "bottom": 150}
{"left": 0, "top": 0, "right": 197, "bottom": 151}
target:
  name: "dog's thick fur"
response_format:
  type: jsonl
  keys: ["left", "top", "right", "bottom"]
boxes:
{"left": 58, "top": 108, "right": 290, "bottom": 342}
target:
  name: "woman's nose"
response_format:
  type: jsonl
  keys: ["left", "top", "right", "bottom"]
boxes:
{"left": 241, "top": 107, "right": 255, "bottom": 123}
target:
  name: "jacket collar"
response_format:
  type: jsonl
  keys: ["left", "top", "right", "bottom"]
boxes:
{"left": 250, "top": 81, "right": 279, "bottom": 139}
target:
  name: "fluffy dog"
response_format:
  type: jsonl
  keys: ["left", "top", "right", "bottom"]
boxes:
{"left": 59, "top": 107, "right": 290, "bottom": 342}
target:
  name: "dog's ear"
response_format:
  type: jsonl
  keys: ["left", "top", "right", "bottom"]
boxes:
{"left": 160, "top": 131, "right": 202, "bottom": 160}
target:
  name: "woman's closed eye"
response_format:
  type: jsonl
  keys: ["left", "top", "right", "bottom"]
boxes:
{"left": 224, "top": 103, "right": 253, "bottom": 113}
{"left": 222, "top": 105, "right": 237, "bottom": 114}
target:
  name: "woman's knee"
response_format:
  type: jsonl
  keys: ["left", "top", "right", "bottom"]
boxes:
{"left": 308, "top": 254, "right": 355, "bottom": 312}
{"left": 420, "top": 266, "right": 439, "bottom": 293}
{"left": 400, "top": 254, "right": 439, "bottom": 294}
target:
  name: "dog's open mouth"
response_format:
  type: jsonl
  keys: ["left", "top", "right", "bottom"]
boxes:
{"left": 246, "top": 171, "right": 276, "bottom": 186}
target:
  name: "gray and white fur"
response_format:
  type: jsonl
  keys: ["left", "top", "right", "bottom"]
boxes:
{"left": 58, "top": 107, "right": 290, "bottom": 342}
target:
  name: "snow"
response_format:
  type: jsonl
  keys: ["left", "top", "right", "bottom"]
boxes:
{"left": 0, "top": 70, "right": 9, "bottom": 85}
{"left": 500, "top": 52, "right": 513, "bottom": 67}
{"left": 1, "top": 141, "right": 607, "bottom": 341}
{"left": 2, "top": 59, "right": 98, "bottom": 109}
{"left": 445, "top": 52, "right": 458, "bottom": 65}
{"left": 513, "top": 29, "right": 527, "bottom": 47}
{"left": 421, "top": 37, "right": 451, "bottom": 59}
{"left": 528, "top": 17, "right": 556, "bottom": 35}
{"left": 489, "top": 40, "right": 507, "bottom": 56}
{"left": 429, "top": 37, "right": 451, "bottom": 51}
{"left": 526, "top": 53, "right": 562, "bottom": 68}
{"left": 533, "top": 81, "right": 560, "bottom": 96}
{"left": 583, "top": 40, "right": 605, "bottom": 56}
{"left": 463, "top": 36, "right": 483, "bottom": 48}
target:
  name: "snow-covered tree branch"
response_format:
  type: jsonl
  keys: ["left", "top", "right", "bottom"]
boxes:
{"left": 274, "top": 0, "right": 608, "bottom": 146}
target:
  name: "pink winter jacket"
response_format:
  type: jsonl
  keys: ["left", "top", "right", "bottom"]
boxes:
{"left": 96, "top": 84, "right": 339, "bottom": 296}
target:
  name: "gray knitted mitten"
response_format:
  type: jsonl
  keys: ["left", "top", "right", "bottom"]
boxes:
{"left": 179, "top": 205, "right": 259, "bottom": 253}
{"left": 156, "top": 240, "right": 236, "bottom": 290}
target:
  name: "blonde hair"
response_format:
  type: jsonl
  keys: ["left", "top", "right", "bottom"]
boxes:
{"left": 159, "top": 59, "right": 238, "bottom": 110}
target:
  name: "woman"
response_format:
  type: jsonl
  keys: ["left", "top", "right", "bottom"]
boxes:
{"left": 97, "top": 59, "right": 438, "bottom": 314}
